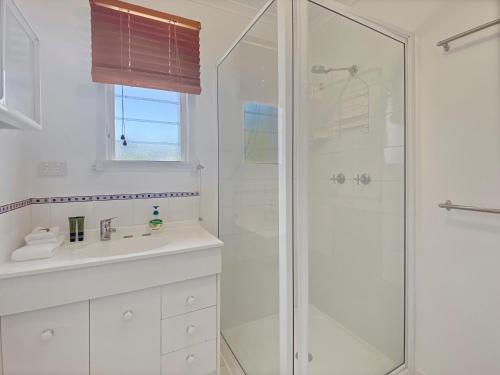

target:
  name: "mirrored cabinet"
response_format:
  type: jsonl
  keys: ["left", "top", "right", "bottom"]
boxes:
{"left": 0, "top": 0, "right": 41, "bottom": 130}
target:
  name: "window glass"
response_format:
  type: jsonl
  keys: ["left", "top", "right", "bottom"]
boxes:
{"left": 114, "top": 85, "right": 182, "bottom": 161}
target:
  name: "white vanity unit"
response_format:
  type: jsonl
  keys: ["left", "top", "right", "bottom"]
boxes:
{"left": 0, "top": 223, "right": 223, "bottom": 375}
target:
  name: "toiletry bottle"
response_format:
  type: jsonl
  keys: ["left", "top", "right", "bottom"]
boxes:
{"left": 149, "top": 206, "right": 163, "bottom": 230}
{"left": 69, "top": 217, "right": 77, "bottom": 242}
{"left": 77, "top": 216, "right": 85, "bottom": 241}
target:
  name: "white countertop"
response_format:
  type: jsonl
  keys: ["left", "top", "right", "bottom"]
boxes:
{"left": 0, "top": 222, "right": 223, "bottom": 280}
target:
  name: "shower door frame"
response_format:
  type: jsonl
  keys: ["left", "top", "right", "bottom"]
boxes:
{"left": 293, "top": 1, "right": 416, "bottom": 374}
{"left": 216, "top": 0, "right": 416, "bottom": 373}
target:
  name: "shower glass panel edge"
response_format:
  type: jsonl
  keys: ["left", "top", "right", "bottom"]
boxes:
{"left": 293, "top": 0, "right": 309, "bottom": 373}
{"left": 277, "top": 0, "right": 295, "bottom": 374}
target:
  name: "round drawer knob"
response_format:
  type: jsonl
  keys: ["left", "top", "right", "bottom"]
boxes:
{"left": 122, "top": 310, "right": 134, "bottom": 321}
{"left": 40, "top": 329, "right": 54, "bottom": 341}
{"left": 186, "top": 354, "right": 196, "bottom": 365}
{"left": 186, "top": 324, "right": 196, "bottom": 336}
{"left": 186, "top": 296, "right": 196, "bottom": 306}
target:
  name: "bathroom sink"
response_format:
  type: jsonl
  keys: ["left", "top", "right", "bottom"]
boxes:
{"left": 74, "top": 232, "right": 169, "bottom": 258}
{"left": 0, "top": 223, "right": 223, "bottom": 280}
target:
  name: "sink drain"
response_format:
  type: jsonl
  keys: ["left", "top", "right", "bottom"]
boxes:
{"left": 295, "top": 352, "right": 313, "bottom": 363}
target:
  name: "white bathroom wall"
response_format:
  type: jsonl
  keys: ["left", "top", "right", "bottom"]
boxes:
{"left": 14, "top": 0, "right": 257, "bottom": 235}
{"left": 349, "top": 1, "right": 500, "bottom": 373}
{"left": 0, "top": 131, "right": 31, "bottom": 262}
{"left": 414, "top": 4, "right": 500, "bottom": 375}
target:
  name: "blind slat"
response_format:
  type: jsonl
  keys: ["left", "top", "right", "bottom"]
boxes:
{"left": 90, "top": 0, "right": 201, "bottom": 95}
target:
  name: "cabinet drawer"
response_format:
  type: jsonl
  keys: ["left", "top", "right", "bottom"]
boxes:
{"left": 1, "top": 301, "right": 89, "bottom": 375}
{"left": 161, "top": 340, "right": 216, "bottom": 375}
{"left": 162, "top": 306, "right": 216, "bottom": 354}
{"left": 90, "top": 287, "right": 161, "bottom": 375}
{"left": 162, "top": 276, "right": 216, "bottom": 318}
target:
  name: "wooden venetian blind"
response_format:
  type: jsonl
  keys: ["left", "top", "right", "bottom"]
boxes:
{"left": 90, "top": 0, "right": 201, "bottom": 94}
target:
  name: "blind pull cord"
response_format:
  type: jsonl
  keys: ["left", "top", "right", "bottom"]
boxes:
{"left": 119, "top": 13, "right": 127, "bottom": 146}
{"left": 121, "top": 85, "right": 127, "bottom": 146}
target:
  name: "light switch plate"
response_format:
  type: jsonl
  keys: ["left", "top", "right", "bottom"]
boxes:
{"left": 38, "top": 161, "right": 67, "bottom": 177}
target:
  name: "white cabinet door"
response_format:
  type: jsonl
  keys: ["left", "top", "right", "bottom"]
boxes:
{"left": 1, "top": 301, "right": 89, "bottom": 375}
{"left": 90, "top": 287, "right": 161, "bottom": 375}
{"left": 0, "top": 0, "right": 41, "bottom": 130}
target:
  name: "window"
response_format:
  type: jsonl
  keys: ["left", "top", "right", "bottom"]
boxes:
{"left": 90, "top": 0, "right": 200, "bottom": 164}
{"left": 109, "top": 85, "right": 186, "bottom": 162}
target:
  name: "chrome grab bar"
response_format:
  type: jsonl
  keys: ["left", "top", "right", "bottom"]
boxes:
{"left": 438, "top": 200, "right": 500, "bottom": 215}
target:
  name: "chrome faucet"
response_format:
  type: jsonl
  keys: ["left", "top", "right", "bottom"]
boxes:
{"left": 354, "top": 173, "right": 371, "bottom": 185}
{"left": 100, "top": 217, "right": 117, "bottom": 241}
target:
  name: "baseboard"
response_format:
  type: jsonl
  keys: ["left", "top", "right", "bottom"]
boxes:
{"left": 220, "top": 335, "right": 245, "bottom": 375}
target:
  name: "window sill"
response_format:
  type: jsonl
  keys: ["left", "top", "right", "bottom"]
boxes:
{"left": 92, "top": 160, "right": 197, "bottom": 172}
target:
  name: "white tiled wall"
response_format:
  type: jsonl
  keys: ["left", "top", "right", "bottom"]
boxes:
{"left": 0, "top": 207, "right": 32, "bottom": 263}
{"left": 0, "top": 128, "right": 31, "bottom": 263}
{"left": 31, "top": 197, "right": 200, "bottom": 232}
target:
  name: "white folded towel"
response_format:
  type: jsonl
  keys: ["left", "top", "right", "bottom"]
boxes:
{"left": 11, "top": 236, "right": 64, "bottom": 262}
{"left": 26, "top": 236, "right": 61, "bottom": 246}
{"left": 25, "top": 226, "right": 60, "bottom": 244}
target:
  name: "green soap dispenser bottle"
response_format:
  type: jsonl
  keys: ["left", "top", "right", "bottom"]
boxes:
{"left": 149, "top": 205, "right": 163, "bottom": 230}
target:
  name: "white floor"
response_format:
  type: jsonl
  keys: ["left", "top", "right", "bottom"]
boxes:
{"left": 223, "top": 306, "right": 398, "bottom": 375}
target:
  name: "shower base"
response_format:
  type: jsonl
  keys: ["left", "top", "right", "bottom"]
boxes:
{"left": 222, "top": 306, "right": 398, "bottom": 375}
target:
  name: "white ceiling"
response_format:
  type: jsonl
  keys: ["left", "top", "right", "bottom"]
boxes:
{"left": 188, "top": 0, "right": 268, "bottom": 17}
{"left": 224, "top": 0, "right": 359, "bottom": 9}
{"left": 225, "top": 0, "right": 269, "bottom": 11}
{"left": 208, "top": 0, "right": 450, "bottom": 34}
{"left": 190, "top": 0, "right": 360, "bottom": 17}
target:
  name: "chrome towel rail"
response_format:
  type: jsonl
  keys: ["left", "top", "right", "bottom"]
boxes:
{"left": 438, "top": 200, "right": 500, "bottom": 215}
{"left": 437, "top": 18, "right": 500, "bottom": 51}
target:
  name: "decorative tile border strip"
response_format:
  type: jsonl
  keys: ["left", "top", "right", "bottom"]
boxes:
{"left": 0, "top": 198, "right": 32, "bottom": 215}
{"left": 0, "top": 192, "right": 199, "bottom": 215}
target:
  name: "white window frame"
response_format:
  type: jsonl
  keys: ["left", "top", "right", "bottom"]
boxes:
{"left": 103, "top": 84, "right": 189, "bottom": 164}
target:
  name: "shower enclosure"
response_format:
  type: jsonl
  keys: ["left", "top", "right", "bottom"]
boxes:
{"left": 218, "top": 1, "right": 411, "bottom": 374}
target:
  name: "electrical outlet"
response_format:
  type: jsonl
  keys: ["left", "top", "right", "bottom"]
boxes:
{"left": 38, "top": 161, "right": 67, "bottom": 177}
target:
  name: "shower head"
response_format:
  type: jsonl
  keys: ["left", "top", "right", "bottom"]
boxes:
{"left": 311, "top": 64, "right": 359, "bottom": 76}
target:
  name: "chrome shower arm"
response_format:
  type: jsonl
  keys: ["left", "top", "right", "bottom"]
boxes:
{"left": 311, "top": 65, "right": 358, "bottom": 76}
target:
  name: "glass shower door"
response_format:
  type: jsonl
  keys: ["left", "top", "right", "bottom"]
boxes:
{"left": 298, "top": 1, "right": 406, "bottom": 374}
{"left": 218, "top": 2, "right": 281, "bottom": 374}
